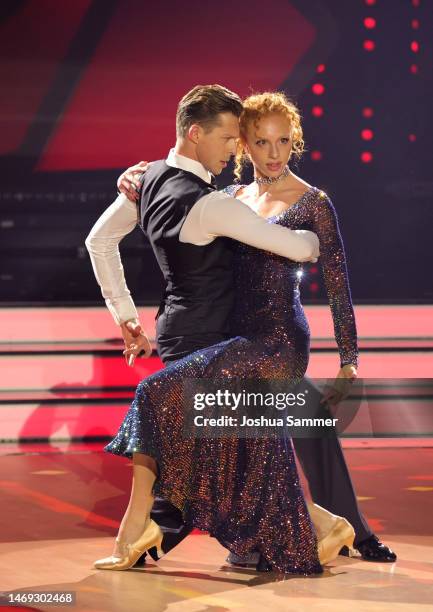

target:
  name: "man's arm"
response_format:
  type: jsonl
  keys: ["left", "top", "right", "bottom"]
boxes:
{"left": 117, "top": 163, "right": 319, "bottom": 260}
{"left": 181, "top": 191, "right": 320, "bottom": 262}
{"left": 85, "top": 194, "right": 152, "bottom": 363}
{"left": 85, "top": 194, "right": 139, "bottom": 324}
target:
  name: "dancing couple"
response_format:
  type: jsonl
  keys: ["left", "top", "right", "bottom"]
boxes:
{"left": 86, "top": 84, "right": 396, "bottom": 573}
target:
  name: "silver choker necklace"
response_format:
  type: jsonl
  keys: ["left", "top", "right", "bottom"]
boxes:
{"left": 254, "top": 165, "right": 290, "bottom": 185}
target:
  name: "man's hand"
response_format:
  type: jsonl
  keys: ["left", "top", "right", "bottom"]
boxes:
{"left": 293, "top": 230, "right": 320, "bottom": 263}
{"left": 120, "top": 319, "right": 152, "bottom": 366}
{"left": 117, "top": 161, "right": 149, "bottom": 201}
{"left": 320, "top": 364, "right": 358, "bottom": 405}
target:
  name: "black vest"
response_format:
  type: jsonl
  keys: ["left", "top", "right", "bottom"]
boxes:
{"left": 138, "top": 160, "right": 234, "bottom": 362}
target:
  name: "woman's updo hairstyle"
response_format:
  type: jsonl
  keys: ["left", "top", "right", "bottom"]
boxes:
{"left": 234, "top": 91, "right": 305, "bottom": 180}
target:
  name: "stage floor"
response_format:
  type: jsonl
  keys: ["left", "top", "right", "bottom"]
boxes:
{"left": 1, "top": 441, "right": 432, "bottom": 612}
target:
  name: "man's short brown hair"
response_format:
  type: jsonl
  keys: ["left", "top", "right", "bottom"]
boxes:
{"left": 176, "top": 84, "right": 243, "bottom": 137}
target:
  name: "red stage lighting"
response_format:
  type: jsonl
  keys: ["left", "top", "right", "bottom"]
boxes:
{"left": 362, "top": 107, "right": 374, "bottom": 118}
{"left": 361, "top": 129, "right": 374, "bottom": 140}
{"left": 312, "top": 106, "right": 324, "bottom": 117}
{"left": 411, "top": 41, "right": 419, "bottom": 52}
{"left": 316, "top": 64, "right": 326, "bottom": 73}
{"left": 412, "top": 19, "right": 420, "bottom": 29}
{"left": 410, "top": 64, "right": 419, "bottom": 74}
{"left": 365, "top": 0, "right": 376, "bottom": 5}
{"left": 364, "top": 40, "right": 375, "bottom": 51}
{"left": 312, "top": 83, "right": 325, "bottom": 95}
{"left": 311, "top": 150, "right": 323, "bottom": 161}
{"left": 309, "top": 282, "right": 319, "bottom": 292}
{"left": 361, "top": 152, "right": 373, "bottom": 163}
{"left": 364, "top": 17, "right": 376, "bottom": 29}
{"left": 409, "top": 134, "right": 417, "bottom": 142}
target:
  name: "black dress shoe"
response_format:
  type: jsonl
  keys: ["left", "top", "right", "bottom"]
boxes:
{"left": 340, "top": 534, "right": 396, "bottom": 562}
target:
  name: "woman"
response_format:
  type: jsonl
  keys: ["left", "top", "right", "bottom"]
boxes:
{"left": 228, "top": 91, "right": 358, "bottom": 376}
{"left": 94, "top": 91, "right": 357, "bottom": 574}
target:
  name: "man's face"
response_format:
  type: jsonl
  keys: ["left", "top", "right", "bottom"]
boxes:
{"left": 195, "top": 112, "right": 240, "bottom": 175}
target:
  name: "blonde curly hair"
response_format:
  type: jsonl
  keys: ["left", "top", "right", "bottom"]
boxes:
{"left": 234, "top": 91, "right": 305, "bottom": 180}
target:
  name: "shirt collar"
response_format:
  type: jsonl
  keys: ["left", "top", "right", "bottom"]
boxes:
{"left": 166, "top": 148, "right": 214, "bottom": 185}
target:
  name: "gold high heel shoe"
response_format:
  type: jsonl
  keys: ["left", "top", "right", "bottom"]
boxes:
{"left": 307, "top": 502, "right": 356, "bottom": 566}
{"left": 94, "top": 519, "right": 163, "bottom": 570}
{"left": 317, "top": 517, "right": 355, "bottom": 565}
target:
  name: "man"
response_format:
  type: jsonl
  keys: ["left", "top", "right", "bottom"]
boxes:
{"left": 86, "top": 84, "right": 395, "bottom": 565}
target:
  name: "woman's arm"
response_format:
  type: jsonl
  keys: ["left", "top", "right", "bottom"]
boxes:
{"left": 310, "top": 191, "right": 359, "bottom": 369}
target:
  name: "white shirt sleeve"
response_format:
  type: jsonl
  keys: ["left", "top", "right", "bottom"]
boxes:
{"left": 180, "top": 191, "right": 320, "bottom": 262}
{"left": 85, "top": 194, "right": 140, "bottom": 325}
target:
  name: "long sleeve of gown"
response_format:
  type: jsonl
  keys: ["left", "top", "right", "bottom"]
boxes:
{"left": 311, "top": 191, "right": 359, "bottom": 368}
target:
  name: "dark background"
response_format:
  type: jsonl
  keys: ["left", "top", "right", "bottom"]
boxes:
{"left": 0, "top": 0, "right": 432, "bottom": 305}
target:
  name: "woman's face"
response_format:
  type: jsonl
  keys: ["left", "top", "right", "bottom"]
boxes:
{"left": 243, "top": 113, "right": 293, "bottom": 178}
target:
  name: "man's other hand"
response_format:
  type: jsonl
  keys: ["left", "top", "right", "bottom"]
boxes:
{"left": 120, "top": 319, "right": 152, "bottom": 366}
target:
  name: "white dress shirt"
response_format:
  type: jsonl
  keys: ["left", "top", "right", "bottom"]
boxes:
{"left": 85, "top": 149, "right": 320, "bottom": 325}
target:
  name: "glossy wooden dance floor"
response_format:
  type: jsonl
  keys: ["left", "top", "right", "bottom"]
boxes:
{"left": 1, "top": 440, "right": 432, "bottom": 612}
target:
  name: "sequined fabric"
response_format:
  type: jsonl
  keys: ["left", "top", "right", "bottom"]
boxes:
{"left": 229, "top": 184, "right": 358, "bottom": 368}
{"left": 104, "top": 185, "right": 358, "bottom": 574}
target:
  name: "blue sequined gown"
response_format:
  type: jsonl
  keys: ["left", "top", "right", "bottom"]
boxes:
{"left": 105, "top": 185, "right": 358, "bottom": 575}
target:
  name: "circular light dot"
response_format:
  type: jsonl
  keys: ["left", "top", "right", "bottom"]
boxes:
{"left": 412, "top": 19, "right": 420, "bottom": 29}
{"left": 316, "top": 64, "right": 326, "bottom": 73}
{"left": 409, "top": 134, "right": 416, "bottom": 142}
{"left": 310, "top": 266, "right": 318, "bottom": 274}
{"left": 362, "top": 107, "right": 374, "bottom": 118}
{"left": 364, "top": 40, "right": 375, "bottom": 51}
{"left": 312, "top": 83, "right": 325, "bottom": 95}
{"left": 364, "top": 17, "right": 376, "bottom": 29}
{"left": 361, "top": 151, "right": 373, "bottom": 163}
{"left": 309, "top": 282, "right": 319, "bottom": 292}
{"left": 412, "top": 0, "right": 420, "bottom": 7}
{"left": 410, "top": 64, "right": 419, "bottom": 74}
{"left": 365, "top": 0, "right": 376, "bottom": 5}
{"left": 361, "top": 129, "right": 374, "bottom": 140}
{"left": 411, "top": 41, "right": 419, "bottom": 52}
{"left": 312, "top": 106, "right": 324, "bottom": 117}
{"left": 311, "top": 150, "right": 323, "bottom": 161}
